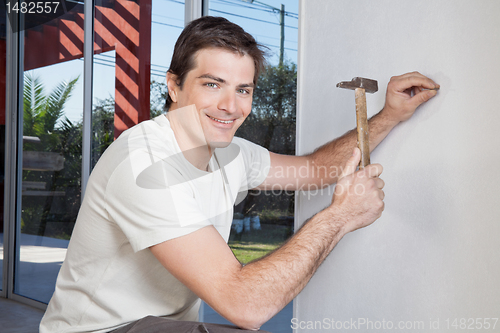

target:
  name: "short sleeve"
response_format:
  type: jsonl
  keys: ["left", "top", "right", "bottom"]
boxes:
{"left": 231, "top": 137, "right": 271, "bottom": 191}
{"left": 104, "top": 155, "right": 212, "bottom": 253}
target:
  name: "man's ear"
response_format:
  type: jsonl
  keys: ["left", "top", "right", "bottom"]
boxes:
{"left": 166, "top": 72, "right": 179, "bottom": 103}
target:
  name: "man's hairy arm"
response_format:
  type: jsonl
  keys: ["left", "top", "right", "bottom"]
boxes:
{"left": 258, "top": 72, "right": 440, "bottom": 191}
{"left": 150, "top": 210, "right": 343, "bottom": 330}
{"left": 149, "top": 72, "right": 438, "bottom": 329}
{"left": 150, "top": 150, "right": 384, "bottom": 330}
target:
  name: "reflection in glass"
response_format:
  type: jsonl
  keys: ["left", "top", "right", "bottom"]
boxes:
{"left": 91, "top": 0, "right": 182, "bottom": 166}
{"left": 208, "top": 0, "right": 298, "bottom": 262}
{"left": 15, "top": 3, "right": 84, "bottom": 302}
{"left": 203, "top": 1, "right": 298, "bottom": 331}
{"left": 0, "top": 8, "right": 5, "bottom": 288}
{"left": 91, "top": 0, "right": 184, "bottom": 163}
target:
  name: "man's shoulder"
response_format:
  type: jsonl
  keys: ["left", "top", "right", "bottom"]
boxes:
{"left": 115, "top": 115, "right": 177, "bottom": 156}
{"left": 91, "top": 116, "right": 177, "bottom": 180}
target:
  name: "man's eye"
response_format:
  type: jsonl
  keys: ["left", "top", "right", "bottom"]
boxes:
{"left": 238, "top": 89, "right": 250, "bottom": 95}
{"left": 206, "top": 82, "right": 218, "bottom": 88}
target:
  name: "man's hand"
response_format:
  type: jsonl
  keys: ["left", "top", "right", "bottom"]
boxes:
{"left": 149, "top": 153, "right": 385, "bottom": 331}
{"left": 330, "top": 148, "right": 385, "bottom": 234}
{"left": 256, "top": 72, "right": 439, "bottom": 192}
{"left": 382, "top": 71, "right": 440, "bottom": 123}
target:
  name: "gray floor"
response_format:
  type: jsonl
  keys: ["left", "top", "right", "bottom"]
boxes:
{"left": 1, "top": 233, "right": 293, "bottom": 332}
{"left": 0, "top": 297, "right": 44, "bottom": 333}
{"left": 0, "top": 233, "right": 68, "bottom": 304}
{"left": 0, "top": 298, "right": 292, "bottom": 333}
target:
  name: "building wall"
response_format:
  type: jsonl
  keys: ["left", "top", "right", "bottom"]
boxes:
{"left": 295, "top": 1, "right": 500, "bottom": 331}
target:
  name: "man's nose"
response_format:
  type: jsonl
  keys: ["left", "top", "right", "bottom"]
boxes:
{"left": 217, "top": 90, "right": 237, "bottom": 113}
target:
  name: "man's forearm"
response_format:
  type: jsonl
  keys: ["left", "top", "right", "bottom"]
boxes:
{"left": 228, "top": 207, "right": 346, "bottom": 329}
{"left": 309, "top": 108, "right": 399, "bottom": 185}
{"left": 153, "top": 150, "right": 384, "bottom": 331}
{"left": 226, "top": 146, "right": 384, "bottom": 329}
{"left": 367, "top": 109, "right": 401, "bottom": 152}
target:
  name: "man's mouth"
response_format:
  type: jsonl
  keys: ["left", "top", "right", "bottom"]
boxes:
{"left": 207, "top": 115, "right": 235, "bottom": 124}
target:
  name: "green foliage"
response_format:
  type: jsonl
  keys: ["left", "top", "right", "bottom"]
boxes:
{"left": 21, "top": 77, "right": 168, "bottom": 238}
{"left": 21, "top": 74, "right": 80, "bottom": 238}
{"left": 23, "top": 73, "right": 79, "bottom": 151}
{"left": 22, "top": 63, "right": 297, "bottom": 242}
{"left": 150, "top": 80, "right": 168, "bottom": 118}
{"left": 253, "top": 61, "right": 297, "bottom": 121}
{"left": 91, "top": 97, "right": 115, "bottom": 168}
{"left": 234, "top": 61, "right": 297, "bottom": 224}
{"left": 236, "top": 61, "right": 297, "bottom": 155}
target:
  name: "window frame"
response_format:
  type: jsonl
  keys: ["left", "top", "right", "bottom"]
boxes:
{"left": 1, "top": 0, "right": 204, "bottom": 310}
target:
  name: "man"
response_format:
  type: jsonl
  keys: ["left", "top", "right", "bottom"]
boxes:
{"left": 40, "top": 16, "right": 439, "bottom": 332}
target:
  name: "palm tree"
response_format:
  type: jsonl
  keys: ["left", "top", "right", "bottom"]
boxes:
{"left": 21, "top": 73, "right": 79, "bottom": 237}
{"left": 23, "top": 73, "right": 79, "bottom": 151}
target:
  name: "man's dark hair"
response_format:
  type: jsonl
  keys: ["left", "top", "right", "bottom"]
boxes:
{"left": 165, "top": 16, "right": 267, "bottom": 110}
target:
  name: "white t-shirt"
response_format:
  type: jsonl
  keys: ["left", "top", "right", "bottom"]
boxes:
{"left": 40, "top": 115, "right": 271, "bottom": 333}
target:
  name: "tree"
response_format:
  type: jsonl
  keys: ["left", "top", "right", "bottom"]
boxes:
{"left": 23, "top": 73, "right": 79, "bottom": 151}
{"left": 22, "top": 74, "right": 80, "bottom": 237}
{"left": 90, "top": 97, "right": 115, "bottom": 168}
{"left": 20, "top": 67, "right": 297, "bottom": 238}
{"left": 150, "top": 80, "right": 168, "bottom": 118}
{"left": 234, "top": 62, "right": 297, "bottom": 220}
{"left": 237, "top": 61, "right": 297, "bottom": 156}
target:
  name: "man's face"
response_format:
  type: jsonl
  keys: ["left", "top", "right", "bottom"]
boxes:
{"left": 168, "top": 48, "right": 255, "bottom": 148}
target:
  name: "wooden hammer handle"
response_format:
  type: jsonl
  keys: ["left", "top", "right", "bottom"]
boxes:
{"left": 355, "top": 88, "right": 370, "bottom": 168}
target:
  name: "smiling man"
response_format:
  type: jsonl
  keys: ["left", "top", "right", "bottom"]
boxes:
{"left": 40, "top": 16, "right": 439, "bottom": 333}
{"left": 165, "top": 47, "right": 255, "bottom": 170}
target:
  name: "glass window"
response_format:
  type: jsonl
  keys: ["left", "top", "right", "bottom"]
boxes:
{"left": 150, "top": 0, "right": 184, "bottom": 116}
{"left": 0, "top": 6, "right": 5, "bottom": 290}
{"left": 15, "top": 5, "right": 85, "bottom": 302}
{"left": 203, "top": 1, "right": 298, "bottom": 331}
{"left": 91, "top": 0, "right": 184, "bottom": 163}
{"left": 10, "top": 0, "right": 185, "bottom": 304}
{"left": 8, "top": 0, "right": 184, "bottom": 305}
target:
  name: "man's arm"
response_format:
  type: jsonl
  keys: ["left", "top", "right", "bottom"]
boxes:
{"left": 150, "top": 149, "right": 384, "bottom": 330}
{"left": 257, "top": 72, "right": 440, "bottom": 191}
{"left": 149, "top": 71, "right": 438, "bottom": 330}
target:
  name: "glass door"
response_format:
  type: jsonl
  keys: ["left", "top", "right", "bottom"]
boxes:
{"left": 0, "top": 6, "right": 6, "bottom": 290}
{"left": 202, "top": 1, "right": 299, "bottom": 331}
{"left": 14, "top": 4, "right": 84, "bottom": 303}
{"left": 10, "top": 0, "right": 185, "bottom": 304}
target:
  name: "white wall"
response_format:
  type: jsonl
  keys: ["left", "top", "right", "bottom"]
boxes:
{"left": 295, "top": 1, "right": 500, "bottom": 331}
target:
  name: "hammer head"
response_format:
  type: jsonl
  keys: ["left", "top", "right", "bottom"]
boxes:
{"left": 336, "top": 77, "right": 378, "bottom": 93}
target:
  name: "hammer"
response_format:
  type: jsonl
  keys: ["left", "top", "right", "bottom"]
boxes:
{"left": 336, "top": 77, "right": 378, "bottom": 169}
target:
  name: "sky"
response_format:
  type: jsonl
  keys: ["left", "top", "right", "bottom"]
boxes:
{"left": 26, "top": 0, "right": 299, "bottom": 125}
